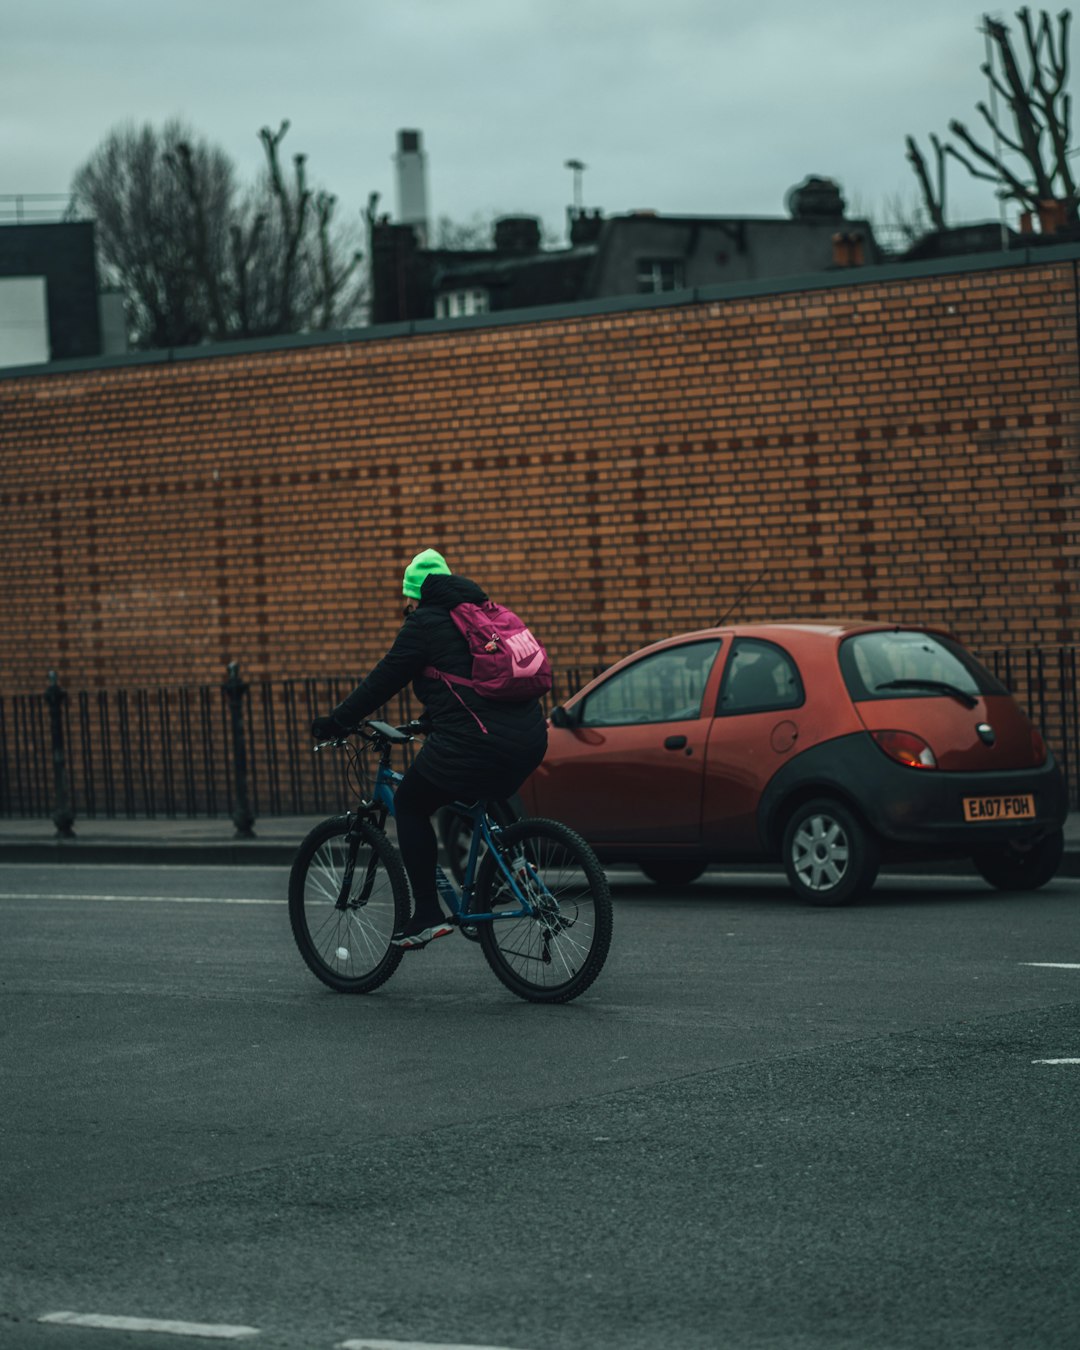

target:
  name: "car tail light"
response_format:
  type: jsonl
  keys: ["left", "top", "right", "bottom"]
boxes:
{"left": 871, "top": 730, "right": 937, "bottom": 769}
{"left": 1031, "top": 726, "right": 1048, "bottom": 766}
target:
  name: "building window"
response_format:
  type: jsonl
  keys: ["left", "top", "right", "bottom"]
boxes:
{"left": 636, "top": 259, "right": 685, "bottom": 294}
{"left": 436, "top": 288, "right": 489, "bottom": 319}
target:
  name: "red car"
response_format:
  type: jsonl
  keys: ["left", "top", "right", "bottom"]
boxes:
{"left": 515, "top": 622, "right": 1068, "bottom": 905}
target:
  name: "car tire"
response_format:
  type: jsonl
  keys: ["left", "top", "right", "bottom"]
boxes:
{"left": 781, "top": 798, "right": 880, "bottom": 907}
{"left": 972, "top": 827, "right": 1064, "bottom": 892}
{"left": 639, "top": 861, "right": 708, "bottom": 887}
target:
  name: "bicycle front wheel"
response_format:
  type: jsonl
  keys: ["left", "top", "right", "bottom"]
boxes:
{"left": 473, "top": 818, "right": 612, "bottom": 1004}
{"left": 288, "top": 815, "right": 408, "bottom": 993}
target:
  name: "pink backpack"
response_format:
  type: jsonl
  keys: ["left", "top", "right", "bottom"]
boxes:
{"left": 423, "top": 600, "right": 552, "bottom": 709}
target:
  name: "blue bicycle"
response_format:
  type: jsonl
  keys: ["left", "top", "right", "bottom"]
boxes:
{"left": 288, "top": 720, "right": 613, "bottom": 1003}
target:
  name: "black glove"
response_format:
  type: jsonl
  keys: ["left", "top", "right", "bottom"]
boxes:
{"left": 311, "top": 715, "right": 349, "bottom": 741}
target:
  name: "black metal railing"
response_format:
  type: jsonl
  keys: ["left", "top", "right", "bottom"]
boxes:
{"left": 982, "top": 646, "right": 1079, "bottom": 806}
{"left": 2, "top": 650, "right": 1077, "bottom": 825}
{"left": 0, "top": 664, "right": 606, "bottom": 825}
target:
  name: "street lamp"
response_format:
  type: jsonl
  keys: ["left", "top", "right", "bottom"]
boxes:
{"left": 564, "top": 159, "right": 586, "bottom": 213}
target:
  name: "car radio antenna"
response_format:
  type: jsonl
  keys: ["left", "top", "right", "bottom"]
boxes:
{"left": 715, "top": 566, "right": 767, "bottom": 627}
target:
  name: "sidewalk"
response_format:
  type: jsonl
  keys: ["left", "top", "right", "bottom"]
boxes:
{"left": 0, "top": 814, "right": 328, "bottom": 867}
{"left": 2, "top": 811, "right": 1080, "bottom": 875}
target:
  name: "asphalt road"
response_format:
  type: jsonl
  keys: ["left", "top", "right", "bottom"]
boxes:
{"left": 1, "top": 861, "right": 1078, "bottom": 1350}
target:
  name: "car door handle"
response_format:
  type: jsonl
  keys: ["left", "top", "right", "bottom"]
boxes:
{"left": 664, "top": 735, "right": 688, "bottom": 750}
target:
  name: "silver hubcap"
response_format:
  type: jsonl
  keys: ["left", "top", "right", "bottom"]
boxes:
{"left": 792, "top": 814, "right": 849, "bottom": 892}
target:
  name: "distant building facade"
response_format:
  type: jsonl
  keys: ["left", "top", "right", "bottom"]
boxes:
{"left": 0, "top": 221, "right": 124, "bottom": 369}
{"left": 370, "top": 175, "right": 883, "bottom": 324}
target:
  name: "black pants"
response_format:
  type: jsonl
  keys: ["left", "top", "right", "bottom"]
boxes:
{"left": 395, "top": 744, "right": 544, "bottom": 919}
{"left": 393, "top": 766, "right": 464, "bottom": 919}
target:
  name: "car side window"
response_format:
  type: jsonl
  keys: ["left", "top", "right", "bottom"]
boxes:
{"left": 716, "top": 638, "right": 804, "bottom": 715}
{"left": 580, "top": 640, "right": 722, "bottom": 727}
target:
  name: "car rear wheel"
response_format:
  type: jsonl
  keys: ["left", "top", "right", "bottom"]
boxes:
{"left": 972, "top": 828, "right": 1064, "bottom": 891}
{"left": 782, "top": 798, "right": 879, "bottom": 907}
{"left": 639, "top": 861, "right": 708, "bottom": 887}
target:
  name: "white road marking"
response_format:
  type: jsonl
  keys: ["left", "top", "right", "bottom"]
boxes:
{"left": 1032, "top": 1058, "right": 1080, "bottom": 1065}
{"left": 1021, "top": 962, "right": 1080, "bottom": 969}
{"left": 0, "top": 893, "right": 282, "bottom": 905}
{"left": 39, "top": 1311, "right": 259, "bottom": 1338}
{"left": 0, "top": 861, "right": 288, "bottom": 873}
{"left": 338, "top": 1341, "right": 531, "bottom": 1350}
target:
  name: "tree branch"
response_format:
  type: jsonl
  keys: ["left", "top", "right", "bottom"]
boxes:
{"left": 946, "top": 120, "right": 1039, "bottom": 205}
{"left": 905, "top": 135, "right": 947, "bottom": 229}
{"left": 979, "top": 59, "right": 1014, "bottom": 107}
{"left": 984, "top": 13, "right": 1056, "bottom": 198}
{"left": 229, "top": 212, "right": 265, "bottom": 337}
{"left": 1049, "top": 10, "right": 1071, "bottom": 95}
{"left": 1020, "top": 7, "right": 1061, "bottom": 126}
{"left": 943, "top": 144, "right": 1007, "bottom": 185}
{"left": 315, "top": 191, "right": 335, "bottom": 329}
{"left": 975, "top": 99, "right": 1028, "bottom": 156}
{"left": 258, "top": 121, "right": 313, "bottom": 331}
{"left": 165, "top": 140, "right": 228, "bottom": 340}
{"left": 1015, "top": 7, "right": 1077, "bottom": 213}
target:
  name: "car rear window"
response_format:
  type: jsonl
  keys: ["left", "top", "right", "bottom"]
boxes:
{"left": 839, "top": 631, "right": 1008, "bottom": 703}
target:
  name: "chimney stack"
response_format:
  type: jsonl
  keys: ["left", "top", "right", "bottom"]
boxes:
{"left": 394, "top": 129, "right": 429, "bottom": 246}
{"left": 494, "top": 216, "right": 542, "bottom": 254}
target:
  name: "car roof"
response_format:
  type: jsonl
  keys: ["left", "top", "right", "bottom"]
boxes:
{"left": 638, "top": 620, "right": 954, "bottom": 650}
{"left": 562, "top": 620, "right": 961, "bottom": 707}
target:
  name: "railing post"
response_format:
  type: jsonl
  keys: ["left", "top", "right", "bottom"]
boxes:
{"left": 44, "top": 669, "right": 75, "bottom": 838}
{"left": 223, "top": 660, "right": 256, "bottom": 839}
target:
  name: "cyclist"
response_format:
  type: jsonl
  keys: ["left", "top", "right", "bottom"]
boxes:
{"left": 310, "top": 549, "right": 549, "bottom": 949}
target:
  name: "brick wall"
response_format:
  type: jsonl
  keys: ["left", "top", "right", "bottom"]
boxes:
{"left": 1, "top": 251, "right": 1078, "bottom": 697}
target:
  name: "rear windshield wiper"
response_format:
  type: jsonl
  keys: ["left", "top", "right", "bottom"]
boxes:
{"left": 873, "top": 678, "right": 978, "bottom": 709}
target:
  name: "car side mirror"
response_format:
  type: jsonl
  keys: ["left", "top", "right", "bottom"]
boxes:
{"left": 549, "top": 704, "right": 576, "bottom": 729}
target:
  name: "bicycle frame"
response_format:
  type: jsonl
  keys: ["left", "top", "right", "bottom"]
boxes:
{"left": 352, "top": 744, "right": 539, "bottom": 924}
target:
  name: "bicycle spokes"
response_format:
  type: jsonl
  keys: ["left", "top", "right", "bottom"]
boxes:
{"left": 475, "top": 819, "right": 612, "bottom": 1002}
{"left": 289, "top": 818, "right": 408, "bottom": 994}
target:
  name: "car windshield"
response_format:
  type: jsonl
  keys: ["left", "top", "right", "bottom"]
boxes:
{"left": 839, "top": 631, "right": 1007, "bottom": 703}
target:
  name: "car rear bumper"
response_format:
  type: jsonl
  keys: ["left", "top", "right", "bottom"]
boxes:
{"left": 759, "top": 733, "right": 1069, "bottom": 854}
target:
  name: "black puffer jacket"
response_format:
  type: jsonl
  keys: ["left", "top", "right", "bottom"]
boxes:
{"left": 329, "top": 574, "right": 548, "bottom": 796}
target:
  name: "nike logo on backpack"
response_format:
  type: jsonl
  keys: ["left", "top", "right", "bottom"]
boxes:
{"left": 512, "top": 648, "right": 546, "bottom": 677}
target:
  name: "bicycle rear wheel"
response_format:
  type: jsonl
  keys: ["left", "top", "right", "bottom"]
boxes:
{"left": 288, "top": 815, "right": 408, "bottom": 993}
{"left": 472, "top": 818, "right": 612, "bottom": 1004}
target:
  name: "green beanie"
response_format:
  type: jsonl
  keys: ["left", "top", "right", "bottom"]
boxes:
{"left": 402, "top": 547, "right": 451, "bottom": 599}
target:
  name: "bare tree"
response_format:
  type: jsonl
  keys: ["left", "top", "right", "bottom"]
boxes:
{"left": 311, "top": 191, "right": 364, "bottom": 330}
{"left": 247, "top": 122, "right": 364, "bottom": 336}
{"left": 258, "top": 121, "right": 310, "bottom": 333}
{"left": 952, "top": 9, "right": 1076, "bottom": 220}
{"left": 907, "top": 8, "right": 1076, "bottom": 228}
{"left": 71, "top": 119, "right": 365, "bottom": 350}
{"left": 72, "top": 120, "right": 236, "bottom": 348}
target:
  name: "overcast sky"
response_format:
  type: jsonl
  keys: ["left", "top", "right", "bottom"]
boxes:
{"left": 2, "top": 1, "right": 1058, "bottom": 244}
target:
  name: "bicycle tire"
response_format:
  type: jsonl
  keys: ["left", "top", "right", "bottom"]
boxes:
{"left": 288, "top": 814, "right": 409, "bottom": 994}
{"left": 472, "top": 817, "right": 612, "bottom": 1004}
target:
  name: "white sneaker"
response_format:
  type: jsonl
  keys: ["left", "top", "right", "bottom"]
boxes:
{"left": 392, "top": 919, "right": 455, "bottom": 949}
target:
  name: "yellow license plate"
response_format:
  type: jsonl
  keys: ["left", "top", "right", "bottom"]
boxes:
{"left": 962, "top": 794, "right": 1036, "bottom": 823}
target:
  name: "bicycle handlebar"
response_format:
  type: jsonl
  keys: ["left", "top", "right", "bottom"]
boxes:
{"left": 313, "top": 718, "right": 429, "bottom": 752}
